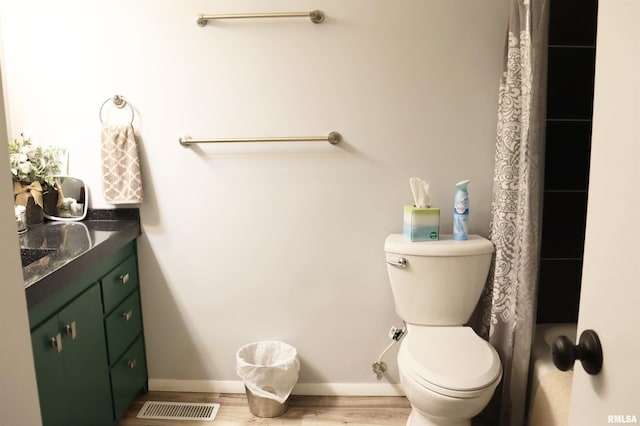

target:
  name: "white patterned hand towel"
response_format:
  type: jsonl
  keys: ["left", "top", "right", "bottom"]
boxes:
{"left": 101, "top": 124, "right": 143, "bottom": 204}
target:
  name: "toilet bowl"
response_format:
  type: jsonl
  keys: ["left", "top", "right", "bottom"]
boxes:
{"left": 384, "top": 234, "right": 501, "bottom": 426}
{"left": 397, "top": 325, "right": 502, "bottom": 426}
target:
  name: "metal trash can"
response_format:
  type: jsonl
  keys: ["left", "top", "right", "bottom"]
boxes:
{"left": 245, "top": 385, "right": 289, "bottom": 418}
{"left": 236, "top": 341, "right": 300, "bottom": 418}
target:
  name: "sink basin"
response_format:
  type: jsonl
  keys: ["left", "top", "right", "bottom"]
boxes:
{"left": 20, "top": 248, "right": 57, "bottom": 267}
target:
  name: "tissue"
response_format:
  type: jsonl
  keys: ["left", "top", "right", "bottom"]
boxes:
{"left": 410, "top": 177, "right": 430, "bottom": 208}
{"left": 404, "top": 177, "right": 440, "bottom": 241}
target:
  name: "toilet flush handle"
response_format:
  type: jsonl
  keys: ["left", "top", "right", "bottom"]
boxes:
{"left": 386, "top": 258, "right": 407, "bottom": 268}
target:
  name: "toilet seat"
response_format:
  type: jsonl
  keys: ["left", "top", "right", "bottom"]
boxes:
{"left": 398, "top": 326, "right": 502, "bottom": 398}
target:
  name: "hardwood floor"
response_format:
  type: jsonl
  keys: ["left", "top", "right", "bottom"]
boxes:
{"left": 118, "top": 391, "right": 411, "bottom": 425}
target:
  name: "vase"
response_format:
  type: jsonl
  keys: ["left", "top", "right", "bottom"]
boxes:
{"left": 42, "top": 182, "right": 60, "bottom": 217}
{"left": 14, "top": 181, "right": 45, "bottom": 226}
{"left": 25, "top": 195, "right": 44, "bottom": 226}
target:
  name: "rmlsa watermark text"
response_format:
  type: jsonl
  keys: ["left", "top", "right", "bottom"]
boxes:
{"left": 608, "top": 415, "right": 638, "bottom": 424}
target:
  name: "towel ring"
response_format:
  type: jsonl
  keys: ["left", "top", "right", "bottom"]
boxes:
{"left": 99, "top": 95, "right": 134, "bottom": 125}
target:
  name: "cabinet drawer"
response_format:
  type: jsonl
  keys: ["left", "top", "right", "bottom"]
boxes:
{"left": 105, "top": 290, "right": 143, "bottom": 363}
{"left": 102, "top": 255, "right": 139, "bottom": 313}
{"left": 111, "top": 336, "right": 147, "bottom": 421}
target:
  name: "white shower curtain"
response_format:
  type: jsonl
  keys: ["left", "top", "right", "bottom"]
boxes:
{"left": 474, "top": 1, "right": 549, "bottom": 425}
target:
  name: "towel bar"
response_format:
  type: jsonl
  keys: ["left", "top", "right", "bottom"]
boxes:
{"left": 196, "top": 10, "right": 324, "bottom": 26}
{"left": 179, "top": 132, "right": 341, "bottom": 146}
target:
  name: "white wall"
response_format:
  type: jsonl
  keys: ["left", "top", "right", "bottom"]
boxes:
{"left": 1, "top": 0, "right": 508, "bottom": 393}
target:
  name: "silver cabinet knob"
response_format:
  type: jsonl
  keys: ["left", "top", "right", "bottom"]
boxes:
{"left": 64, "top": 321, "right": 77, "bottom": 340}
{"left": 50, "top": 333, "right": 63, "bottom": 353}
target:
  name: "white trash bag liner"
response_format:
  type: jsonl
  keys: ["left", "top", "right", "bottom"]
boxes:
{"left": 236, "top": 341, "right": 300, "bottom": 404}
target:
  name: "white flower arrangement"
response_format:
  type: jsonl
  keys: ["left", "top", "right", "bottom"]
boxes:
{"left": 8, "top": 130, "right": 65, "bottom": 186}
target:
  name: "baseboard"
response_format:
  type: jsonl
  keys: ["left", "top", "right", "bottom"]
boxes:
{"left": 149, "top": 379, "right": 405, "bottom": 397}
{"left": 293, "top": 382, "right": 405, "bottom": 396}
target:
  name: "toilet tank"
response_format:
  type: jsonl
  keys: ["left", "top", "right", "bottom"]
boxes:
{"left": 384, "top": 234, "right": 494, "bottom": 326}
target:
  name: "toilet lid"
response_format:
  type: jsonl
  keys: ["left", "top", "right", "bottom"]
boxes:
{"left": 401, "top": 327, "right": 501, "bottom": 391}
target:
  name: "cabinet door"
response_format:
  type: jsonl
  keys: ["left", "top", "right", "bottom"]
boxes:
{"left": 32, "top": 285, "right": 114, "bottom": 426}
{"left": 31, "top": 315, "right": 67, "bottom": 426}
{"left": 59, "top": 284, "right": 113, "bottom": 426}
{"left": 105, "top": 289, "right": 143, "bottom": 363}
{"left": 111, "top": 336, "right": 147, "bottom": 420}
{"left": 102, "top": 255, "right": 139, "bottom": 313}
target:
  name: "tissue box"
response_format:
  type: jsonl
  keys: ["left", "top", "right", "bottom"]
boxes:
{"left": 403, "top": 205, "right": 440, "bottom": 241}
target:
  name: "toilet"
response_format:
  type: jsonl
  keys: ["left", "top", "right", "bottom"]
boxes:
{"left": 384, "top": 234, "right": 502, "bottom": 426}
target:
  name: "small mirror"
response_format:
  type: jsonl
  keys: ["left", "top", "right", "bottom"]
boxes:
{"left": 43, "top": 176, "right": 88, "bottom": 221}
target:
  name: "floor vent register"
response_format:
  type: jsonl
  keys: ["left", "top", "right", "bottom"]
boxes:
{"left": 136, "top": 401, "right": 220, "bottom": 421}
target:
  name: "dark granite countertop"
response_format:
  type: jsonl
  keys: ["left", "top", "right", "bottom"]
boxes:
{"left": 21, "top": 209, "right": 141, "bottom": 309}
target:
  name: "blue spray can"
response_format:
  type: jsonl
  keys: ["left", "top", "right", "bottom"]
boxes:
{"left": 453, "top": 180, "right": 470, "bottom": 240}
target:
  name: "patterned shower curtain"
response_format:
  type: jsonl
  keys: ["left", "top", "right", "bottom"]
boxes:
{"left": 473, "top": 1, "right": 549, "bottom": 425}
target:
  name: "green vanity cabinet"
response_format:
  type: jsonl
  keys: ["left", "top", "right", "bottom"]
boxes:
{"left": 29, "top": 241, "right": 148, "bottom": 426}
{"left": 102, "top": 256, "right": 148, "bottom": 421}
{"left": 31, "top": 284, "right": 113, "bottom": 426}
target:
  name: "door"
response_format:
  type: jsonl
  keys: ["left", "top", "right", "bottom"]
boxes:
{"left": 568, "top": 1, "right": 640, "bottom": 424}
